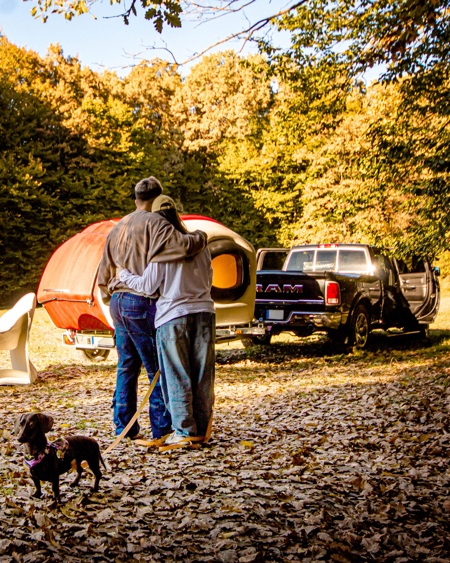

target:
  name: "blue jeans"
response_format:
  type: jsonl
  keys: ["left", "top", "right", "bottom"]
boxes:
{"left": 110, "top": 292, "right": 171, "bottom": 439}
{"left": 156, "top": 312, "right": 215, "bottom": 437}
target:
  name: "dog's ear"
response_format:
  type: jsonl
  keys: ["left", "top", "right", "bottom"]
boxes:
{"left": 14, "top": 414, "right": 26, "bottom": 434}
{"left": 38, "top": 414, "right": 54, "bottom": 433}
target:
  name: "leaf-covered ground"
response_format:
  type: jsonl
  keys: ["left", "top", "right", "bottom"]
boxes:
{"left": 1, "top": 307, "right": 450, "bottom": 562}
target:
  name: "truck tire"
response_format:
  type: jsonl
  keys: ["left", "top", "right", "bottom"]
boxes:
{"left": 80, "top": 349, "right": 110, "bottom": 361}
{"left": 349, "top": 304, "right": 370, "bottom": 349}
{"left": 241, "top": 333, "right": 273, "bottom": 347}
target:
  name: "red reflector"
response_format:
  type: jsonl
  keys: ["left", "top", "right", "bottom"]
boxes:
{"left": 326, "top": 281, "right": 340, "bottom": 305}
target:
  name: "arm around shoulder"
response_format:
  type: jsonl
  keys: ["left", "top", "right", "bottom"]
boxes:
{"left": 120, "top": 264, "right": 163, "bottom": 295}
{"left": 151, "top": 224, "right": 207, "bottom": 263}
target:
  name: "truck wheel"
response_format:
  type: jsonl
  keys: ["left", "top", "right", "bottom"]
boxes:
{"left": 80, "top": 349, "right": 110, "bottom": 361}
{"left": 241, "top": 333, "right": 273, "bottom": 347}
{"left": 349, "top": 305, "right": 370, "bottom": 349}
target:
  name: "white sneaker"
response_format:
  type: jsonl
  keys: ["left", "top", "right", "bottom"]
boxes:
{"left": 165, "top": 431, "right": 189, "bottom": 445}
{"left": 159, "top": 431, "right": 203, "bottom": 452}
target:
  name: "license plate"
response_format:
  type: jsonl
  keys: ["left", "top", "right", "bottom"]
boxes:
{"left": 76, "top": 335, "right": 92, "bottom": 345}
{"left": 266, "top": 309, "right": 284, "bottom": 320}
{"left": 92, "top": 336, "right": 115, "bottom": 348}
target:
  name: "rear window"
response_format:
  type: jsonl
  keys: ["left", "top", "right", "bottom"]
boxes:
{"left": 285, "top": 251, "right": 315, "bottom": 271}
{"left": 285, "top": 247, "right": 368, "bottom": 273}
{"left": 337, "top": 250, "right": 368, "bottom": 272}
{"left": 315, "top": 250, "right": 337, "bottom": 271}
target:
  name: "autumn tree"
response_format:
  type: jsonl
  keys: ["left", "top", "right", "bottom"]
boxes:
{"left": 0, "top": 38, "right": 101, "bottom": 303}
{"left": 269, "top": 0, "right": 450, "bottom": 255}
{"left": 291, "top": 85, "right": 407, "bottom": 244}
{"left": 168, "top": 51, "right": 284, "bottom": 247}
{"left": 0, "top": 38, "right": 182, "bottom": 304}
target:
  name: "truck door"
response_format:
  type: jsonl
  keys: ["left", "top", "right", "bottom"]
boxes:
{"left": 371, "top": 252, "right": 417, "bottom": 328}
{"left": 395, "top": 257, "right": 439, "bottom": 322}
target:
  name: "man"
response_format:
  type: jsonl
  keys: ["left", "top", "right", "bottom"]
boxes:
{"left": 97, "top": 176, "right": 207, "bottom": 442}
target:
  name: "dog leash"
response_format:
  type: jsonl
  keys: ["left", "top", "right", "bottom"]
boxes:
{"left": 103, "top": 376, "right": 214, "bottom": 454}
{"left": 83, "top": 370, "right": 213, "bottom": 466}
{"left": 102, "top": 369, "right": 160, "bottom": 456}
{"left": 80, "top": 371, "right": 159, "bottom": 469}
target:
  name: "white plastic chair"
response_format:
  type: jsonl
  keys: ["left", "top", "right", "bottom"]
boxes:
{"left": 0, "top": 293, "right": 38, "bottom": 385}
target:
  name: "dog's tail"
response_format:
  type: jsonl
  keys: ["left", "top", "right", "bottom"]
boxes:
{"left": 100, "top": 453, "right": 110, "bottom": 472}
{"left": 80, "top": 452, "right": 110, "bottom": 472}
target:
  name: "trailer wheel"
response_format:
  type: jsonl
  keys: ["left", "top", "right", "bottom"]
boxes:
{"left": 349, "top": 305, "right": 370, "bottom": 349}
{"left": 242, "top": 333, "right": 273, "bottom": 347}
{"left": 80, "top": 349, "right": 110, "bottom": 361}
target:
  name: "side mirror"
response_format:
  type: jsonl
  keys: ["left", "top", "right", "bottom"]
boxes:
{"left": 434, "top": 266, "right": 441, "bottom": 276}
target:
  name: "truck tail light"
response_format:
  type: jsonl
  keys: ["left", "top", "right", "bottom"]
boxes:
{"left": 326, "top": 281, "right": 340, "bottom": 305}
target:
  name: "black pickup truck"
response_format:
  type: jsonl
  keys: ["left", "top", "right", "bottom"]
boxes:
{"left": 250, "top": 244, "right": 440, "bottom": 348}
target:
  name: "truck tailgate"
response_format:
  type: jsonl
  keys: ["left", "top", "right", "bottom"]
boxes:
{"left": 255, "top": 271, "right": 327, "bottom": 317}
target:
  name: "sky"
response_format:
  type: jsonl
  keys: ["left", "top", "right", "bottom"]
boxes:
{"left": 0, "top": 0, "right": 287, "bottom": 75}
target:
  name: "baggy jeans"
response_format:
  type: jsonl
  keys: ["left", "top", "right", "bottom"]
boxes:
{"left": 110, "top": 292, "right": 171, "bottom": 439}
{"left": 156, "top": 312, "right": 215, "bottom": 437}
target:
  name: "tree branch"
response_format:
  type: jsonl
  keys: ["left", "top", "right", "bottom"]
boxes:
{"left": 141, "top": 0, "right": 307, "bottom": 66}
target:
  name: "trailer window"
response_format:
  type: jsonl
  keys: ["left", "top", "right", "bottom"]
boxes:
{"left": 212, "top": 254, "right": 240, "bottom": 289}
{"left": 208, "top": 239, "right": 250, "bottom": 303}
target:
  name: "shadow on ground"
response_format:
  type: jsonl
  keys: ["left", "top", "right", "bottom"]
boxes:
{"left": 215, "top": 329, "right": 450, "bottom": 365}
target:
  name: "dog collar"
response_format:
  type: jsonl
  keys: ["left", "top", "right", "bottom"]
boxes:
{"left": 24, "top": 444, "right": 51, "bottom": 469}
{"left": 23, "top": 438, "right": 70, "bottom": 468}
{"left": 51, "top": 438, "right": 70, "bottom": 459}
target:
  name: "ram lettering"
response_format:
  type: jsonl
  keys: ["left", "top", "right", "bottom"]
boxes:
{"left": 256, "top": 284, "right": 304, "bottom": 293}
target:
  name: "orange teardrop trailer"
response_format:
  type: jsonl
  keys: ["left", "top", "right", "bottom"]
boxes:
{"left": 37, "top": 215, "right": 265, "bottom": 360}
